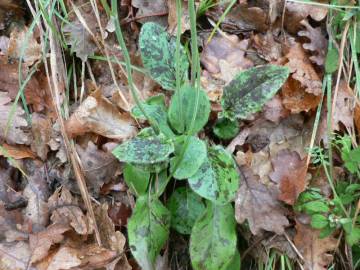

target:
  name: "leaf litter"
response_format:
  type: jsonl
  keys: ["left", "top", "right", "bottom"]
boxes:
{"left": 0, "top": 0, "right": 356, "bottom": 269}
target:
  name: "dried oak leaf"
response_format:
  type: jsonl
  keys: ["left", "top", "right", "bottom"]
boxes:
{"left": 294, "top": 221, "right": 337, "bottom": 270}
{"left": 201, "top": 33, "right": 253, "bottom": 83}
{"left": 333, "top": 80, "right": 355, "bottom": 131}
{"left": 298, "top": 19, "right": 327, "bottom": 66}
{"left": 285, "top": 42, "right": 322, "bottom": 96}
{"left": 0, "top": 91, "right": 31, "bottom": 145}
{"left": 29, "top": 223, "right": 70, "bottom": 263}
{"left": 252, "top": 31, "right": 283, "bottom": 62}
{"left": 66, "top": 91, "right": 137, "bottom": 140}
{"left": 269, "top": 149, "right": 308, "bottom": 205}
{"left": 0, "top": 241, "right": 31, "bottom": 270}
{"left": 77, "top": 141, "right": 120, "bottom": 195}
{"left": 281, "top": 76, "right": 321, "bottom": 113}
{"left": 48, "top": 187, "right": 92, "bottom": 235}
{"left": 235, "top": 166, "right": 289, "bottom": 235}
{"left": 7, "top": 26, "right": 41, "bottom": 66}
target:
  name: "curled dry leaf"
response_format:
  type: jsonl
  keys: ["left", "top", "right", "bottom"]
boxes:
{"left": 66, "top": 91, "right": 137, "bottom": 140}
{"left": 298, "top": 19, "right": 327, "bottom": 66}
{"left": 269, "top": 149, "right": 308, "bottom": 205}
{"left": 0, "top": 91, "right": 31, "bottom": 145}
{"left": 294, "top": 221, "right": 337, "bottom": 270}
{"left": 332, "top": 80, "right": 355, "bottom": 131}
{"left": 29, "top": 223, "right": 70, "bottom": 263}
{"left": 76, "top": 141, "right": 120, "bottom": 195}
{"left": 281, "top": 76, "right": 321, "bottom": 113}
{"left": 48, "top": 187, "right": 91, "bottom": 235}
{"left": 235, "top": 166, "right": 289, "bottom": 235}
{"left": 285, "top": 43, "right": 322, "bottom": 96}
{"left": 7, "top": 26, "right": 41, "bottom": 66}
{"left": 201, "top": 33, "right": 253, "bottom": 83}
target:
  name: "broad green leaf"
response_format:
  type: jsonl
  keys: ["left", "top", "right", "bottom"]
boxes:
{"left": 131, "top": 94, "right": 175, "bottom": 138}
{"left": 325, "top": 47, "right": 339, "bottom": 74}
{"left": 319, "top": 225, "right": 336, "bottom": 239}
{"left": 188, "top": 145, "right": 240, "bottom": 205}
{"left": 221, "top": 65, "right": 289, "bottom": 120}
{"left": 167, "top": 187, "right": 205, "bottom": 234}
{"left": 190, "top": 202, "right": 237, "bottom": 270}
{"left": 213, "top": 117, "right": 239, "bottom": 140}
{"left": 345, "top": 227, "right": 360, "bottom": 246}
{"left": 139, "top": 22, "right": 189, "bottom": 90}
{"left": 303, "top": 201, "right": 330, "bottom": 214}
{"left": 152, "top": 170, "right": 169, "bottom": 197}
{"left": 310, "top": 214, "right": 329, "bottom": 229}
{"left": 112, "top": 134, "right": 174, "bottom": 165}
{"left": 168, "top": 84, "right": 211, "bottom": 134}
{"left": 226, "top": 250, "right": 241, "bottom": 270}
{"left": 128, "top": 195, "right": 171, "bottom": 270}
{"left": 123, "top": 163, "right": 150, "bottom": 196}
{"left": 170, "top": 136, "right": 207, "bottom": 179}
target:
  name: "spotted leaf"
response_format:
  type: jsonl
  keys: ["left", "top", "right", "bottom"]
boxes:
{"left": 139, "top": 22, "right": 189, "bottom": 90}
{"left": 188, "top": 145, "right": 240, "bottom": 205}
{"left": 221, "top": 65, "right": 289, "bottom": 120}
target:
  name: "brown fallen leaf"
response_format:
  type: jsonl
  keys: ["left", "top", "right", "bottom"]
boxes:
{"left": 48, "top": 187, "right": 92, "bottom": 235}
{"left": 281, "top": 76, "right": 322, "bottom": 113}
{"left": 167, "top": 0, "right": 189, "bottom": 34}
{"left": 332, "top": 80, "right": 355, "bottom": 131}
{"left": 269, "top": 149, "right": 308, "bottom": 205}
{"left": 354, "top": 104, "right": 360, "bottom": 136}
{"left": 235, "top": 166, "right": 289, "bottom": 235}
{"left": 132, "top": 0, "right": 168, "bottom": 25}
{"left": 29, "top": 223, "right": 70, "bottom": 263}
{"left": 201, "top": 33, "right": 253, "bottom": 83}
{"left": 31, "top": 112, "right": 51, "bottom": 161}
{"left": 76, "top": 141, "right": 120, "bottom": 195}
{"left": 0, "top": 241, "right": 31, "bottom": 270}
{"left": 263, "top": 95, "right": 289, "bottom": 123}
{"left": 0, "top": 91, "right": 31, "bottom": 145}
{"left": 0, "top": 143, "right": 36, "bottom": 159}
{"left": 0, "top": 35, "right": 9, "bottom": 55}
{"left": 294, "top": 221, "right": 337, "bottom": 270}
{"left": 285, "top": 42, "right": 322, "bottom": 96}
{"left": 7, "top": 26, "right": 41, "bottom": 66}
{"left": 65, "top": 90, "right": 137, "bottom": 140}
{"left": 298, "top": 19, "right": 327, "bottom": 66}
{"left": 252, "top": 32, "right": 283, "bottom": 62}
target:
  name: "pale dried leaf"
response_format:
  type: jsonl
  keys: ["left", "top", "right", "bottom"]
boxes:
{"left": 286, "top": 43, "right": 322, "bottom": 95}
{"left": 263, "top": 95, "right": 289, "bottom": 123}
{"left": 333, "top": 80, "right": 355, "bottom": 131}
{"left": 133, "top": 0, "right": 168, "bottom": 25}
{"left": 46, "top": 246, "right": 82, "bottom": 270}
{"left": 31, "top": 112, "right": 51, "bottom": 161}
{"left": 168, "top": 0, "right": 189, "bottom": 34}
{"left": 286, "top": 1, "right": 328, "bottom": 22}
{"left": 298, "top": 19, "right": 327, "bottom": 66}
{"left": 252, "top": 32, "right": 282, "bottom": 62}
{"left": 294, "top": 221, "right": 337, "bottom": 270}
{"left": 66, "top": 91, "right": 137, "bottom": 140}
{"left": 0, "top": 241, "right": 31, "bottom": 270}
{"left": 0, "top": 91, "right": 31, "bottom": 145}
{"left": 235, "top": 166, "right": 289, "bottom": 235}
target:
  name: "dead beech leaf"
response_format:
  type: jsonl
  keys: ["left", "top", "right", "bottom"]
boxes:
{"left": 235, "top": 166, "right": 289, "bottom": 235}
{"left": 44, "top": 246, "right": 82, "bottom": 270}
{"left": 285, "top": 42, "right": 322, "bottom": 96}
{"left": 0, "top": 241, "right": 31, "bottom": 270}
{"left": 0, "top": 143, "right": 36, "bottom": 159}
{"left": 294, "top": 221, "right": 337, "bottom": 270}
{"left": 298, "top": 19, "right": 327, "bottom": 66}
{"left": 29, "top": 223, "right": 70, "bottom": 263}
{"left": 263, "top": 95, "right": 289, "bottom": 123}
{"left": 0, "top": 91, "right": 31, "bottom": 145}
{"left": 333, "top": 80, "right": 355, "bottom": 131}
{"left": 201, "top": 33, "right": 253, "bottom": 83}
{"left": 269, "top": 149, "right": 308, "bottom": 205}
{"left": 66, "top": 91, "right": 137, "bottom": 140}
{"left": 281, "top": 77, "right": 321, "bottom": 113}
{"left": 7, "top": 26, "right": 41, "bottom": 66}
{"left": 48, "top": 187, "right": 91, "bottom": 235}
{"left": 76, "top": 141, "right": 120, "bottom": 194}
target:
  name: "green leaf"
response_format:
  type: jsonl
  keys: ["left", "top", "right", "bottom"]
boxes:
{"left": 112, "top": 134, "right": 174, "bottom": 166}
{"left": 188, "top": 145, "right": 240, "bottom": 205}
{"left": 345, "top": 227, "right": 360, "bottom": 246}
{"left": 167, "top": 187, "right": 206, "bottom": 234}
{"left": 311, "top": 214, "right": 329, "bottom": 229}
{"left": 128, "top": 195, "right": 171, "bottom": 270}
{"left": 325, "top": 47, "right": 339, "bottom": 74}
{"left": 213, "top": 117, "right": 239, "bottom": 140}
{"left": 168, "top": 84, "right": 211, "bottom": 134}
{"left": 151, "top": 169, "right": 169, "bottom": 197}
{"left": 131, "top": 94, "right": 175, "bottom": 138}
{"left": 319, "top": 225, "right": 336, "bottom": 239}
{"left": 123, "top": 163, "right": 150, "bottom": 196}
{"left": 221, "top": 65, "right": 289, "bottom": 120}
{"left": 170, "top": 136, "right": 207, "bottom": 179}
{"left": 225, "top": 250, "right": 241, "bottom": 270}
{"left": 190, "top": 202, "right": 237, "bottom": 270}
{"left": 139, "top": 22, "right": 189, "bottom": 90}
{"left": 303, "top": 201, "right": 330, "bottom": 214}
